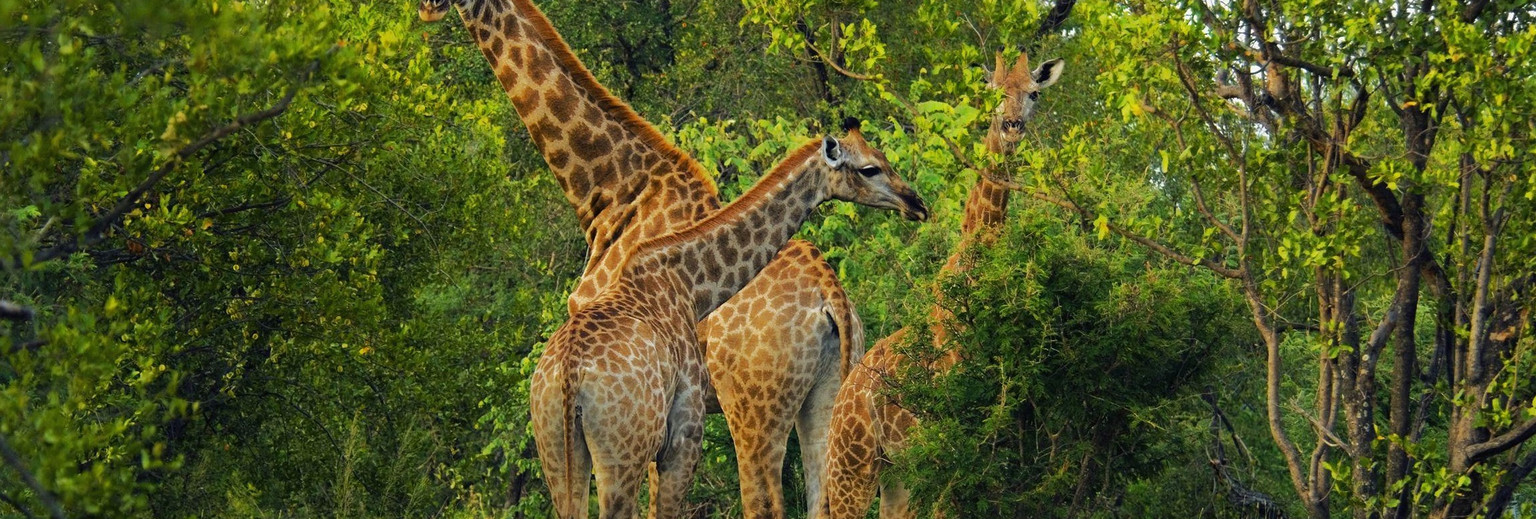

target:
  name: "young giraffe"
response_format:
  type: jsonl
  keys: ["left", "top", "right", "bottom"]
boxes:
{"left": 821, "top": 52, "right": 1064, "bottom": 519}
{"left": 418, "top": 1, "right": 891, "bottom": 515}
{"left": 529, "top": 126, "right": 928, "bottom": 519}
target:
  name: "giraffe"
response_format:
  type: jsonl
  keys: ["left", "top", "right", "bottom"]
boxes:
{"left": 418, "top": 1, "right": 892, "bottom": 515}
{"left": 528, "top": 125, "right": 928, "bottom": 519}
{"left": 821, "top": 52, "right": 1065, "bottom": 519}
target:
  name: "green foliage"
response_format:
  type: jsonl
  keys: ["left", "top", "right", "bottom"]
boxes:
{"left": 6, "top": 0, "right": 1533, "bottom": 517}
{"left": 879, "top": 214, "right": 1250, "bottom": 516}
{"left": 2, "top": 0, "right": 577, "bottom": 515}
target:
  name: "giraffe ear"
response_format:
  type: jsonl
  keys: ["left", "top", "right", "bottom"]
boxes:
{"left": 1033, "top": 58, "right": 1065, "bottom": 89}
{"left": 821, "top": 135, "right": 845, "bottom": 168}
{"left": 987, "top": 51, "right": 1007, "bottom": 87}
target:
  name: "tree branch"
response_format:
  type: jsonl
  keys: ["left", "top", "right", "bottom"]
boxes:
{"left": 1023, "top": 188, "right": 1244, "bottom": 279}
{"left": 10, "top": 50, "right": 331, "bottom": 269}
{"left": 1460, "top": 0, "right": 1492, "bottom": 22}
{"left": 1477, "top": 446, "right": 1536, "bottom": 518}
{"left": 0, "top": 432, "right": 66, "bottom": 519}
{"left": 0, "top": 490, "right": 37, "bottom": 519}
{"left": 1466, "top": 416, "right": 1536, "bottom": 464}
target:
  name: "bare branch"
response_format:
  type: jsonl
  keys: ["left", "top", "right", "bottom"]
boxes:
{"left": 0, "top": 490, "right": 37, "bottom": 519}
{"left": 1267, "top": 52, "right": 1355, "bottom": 79}
{"left": 1287, "top": 401, "right": 1349, "bottom": 451}
{"left": 804, "top": 40, "right": 878, "bottom": 82}
{"left": 1466, "top": 416, "right": 1536, "bottom": 464}
{"left": 1461, "top": 0, "right": 1492, "bottom": 22}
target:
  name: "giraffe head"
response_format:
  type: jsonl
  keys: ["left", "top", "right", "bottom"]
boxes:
{"left": 821, "top": 118, "right": 929, "bottom": 222}
{"left": 418, "top": 0, "right": 466, "bottom": 22}
{"left": 987, "top": 52, "right": 1065, "bottom": 147}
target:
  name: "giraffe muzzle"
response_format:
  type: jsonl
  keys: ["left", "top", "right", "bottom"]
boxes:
{"left": 899, "top": 191, "right": 929, "bottom": 222}
{"left": 418, "top": 0, "right": 450, "bottom": 22}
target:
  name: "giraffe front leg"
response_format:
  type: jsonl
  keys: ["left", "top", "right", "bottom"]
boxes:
{"left": 646, "top": 380, "right": 704, "bottom": 519}
{"left": 876, "top": 479, "right": 916, "bottom": 519}
{"left": 822, "top": 377, "right": 880, "bottom": 519}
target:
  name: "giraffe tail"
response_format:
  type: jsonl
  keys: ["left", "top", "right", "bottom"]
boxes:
{"left": 820, "top": 277, "right": 865, "bottom": 381}
{"left": 559, "top": 355, "right": 584, "bottom": 519}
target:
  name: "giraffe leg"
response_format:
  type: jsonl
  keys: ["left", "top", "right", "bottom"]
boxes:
{"left": 706, "top": 302, "right": 823, "bottom": 519}
{"left": 796, "top": 333, "right": 843, "bottom": 519}
{"left": 822, "top": 380, "right": 880, "bottom": 519}
{"left": 530, "top": 351, "right": 594, "bottom": 519}
{"left": 544, "top": 421, "right": 593, "bottom": 518}
{"left": 646, "top": 380, "right": 704, "bottom": 519}
{"left": 876, "top": 479, "right": 915, "bottom": 519}
{"left": 726, "top": 406, "right": 793, "bottom": 519}
{"left": 583, "top": 369, "right": 668, "bottom": 519}
{"left": 591, "top": 456, "right": 647, "bottom": 519}
{"left": 589, "top": 403, "right": 661, "bottom": 519}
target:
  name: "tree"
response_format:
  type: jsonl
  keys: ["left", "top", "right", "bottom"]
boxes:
{"left": 2, "top": 1, "right": 578, "bottom": 515}
{"left": 1026, "top": 0, "right": 1536, "bottom": 516}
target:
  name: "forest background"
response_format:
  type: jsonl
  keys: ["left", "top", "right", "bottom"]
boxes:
{"left": 2, "top": 0, "right": 1534, "bottom": 517}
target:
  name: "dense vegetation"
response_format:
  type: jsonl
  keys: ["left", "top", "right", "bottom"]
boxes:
{"left": 2, "top": 0, "right": 1532, "bottom": 518}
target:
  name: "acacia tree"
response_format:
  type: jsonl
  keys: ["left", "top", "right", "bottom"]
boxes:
{"left": 1024, "top": 0, "right": 1536, "bottom": 516}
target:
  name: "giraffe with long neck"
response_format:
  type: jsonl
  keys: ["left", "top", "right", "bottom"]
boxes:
{"left": 418, "top": 2, "right": 917, "bottom": 516}
{"left": 529, "top": 127, "right": 927, "bottom": 519}
{"left": 821, "top": 52, "right": 1064, "bottom": 519}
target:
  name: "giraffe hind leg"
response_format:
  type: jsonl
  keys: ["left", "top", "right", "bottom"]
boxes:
{"left": 593, "top": 458, "right": 646, "bottom": 519}
{"left": 531, "top": 358, "right": 594, "bottom": 519}
{"left": 559, "top": 418, "right": 594, "bottom": 518}
{"left": 646, "top": 381, "right": 704, "bottom": 519}
{"left": 797, "top": 327, "right": 844, "bottom": 519}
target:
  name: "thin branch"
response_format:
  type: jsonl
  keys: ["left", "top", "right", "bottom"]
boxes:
{"left": 196, "top": 197, "right": 293, "bottom": 219}
{"left": 1286, "top": 400, "right": 1348, "bottom": 451}
{"left": 0, "top": 433, "right": 66, "bottom": 519}
{"left": 1023, "top": 188, "right": 1244, "bottom": 279}
{"left": 804, "top": 40, "right": 877, "bottom": 81}
{"left": 1461, "top": 0, "right": 1492, "bottom": 22}
{"left": 12, "top": 50, "right": 330, "bottom": 269}
{"left": 799, "top": 26, "right": 1006, "bottom": 177}
{"left": 0, "top": 490, "right": 37, "bottom": 519}
{"left": 1256, "top": 50, "right": 1356, "bottom": 79}
{"left": 1190, "top": 175, "right": 1242, "bottom": 243}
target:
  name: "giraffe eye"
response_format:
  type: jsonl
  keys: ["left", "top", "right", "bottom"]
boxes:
{"left": 858, "top": 166, "right": 882, "bottom": 177}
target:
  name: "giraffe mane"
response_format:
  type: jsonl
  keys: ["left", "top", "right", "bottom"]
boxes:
{"left": 633, "top": 139, "right": 822, "bottom": 254}
{"left": 507, "top": 0, "right": 719, "bottom": 198}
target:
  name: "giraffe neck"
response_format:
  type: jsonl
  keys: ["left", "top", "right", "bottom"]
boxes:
{"left": 456, "top": 0, "right": 720, "bottom": 233}
{"left": 629, "top": 141, "right": 830, "bottom": 321}
{"left": 946, "top": 122, "right": 1019, "bottom": 272}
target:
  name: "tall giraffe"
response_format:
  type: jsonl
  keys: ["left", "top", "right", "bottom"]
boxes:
{"left": 529, "top": 127, "right": 928, "bottom": 519}
{"left": 418, "top": 1, "right": 893, "bottom": 515}
{"left": 821, "top": 52, "right": 1064, "bottom": 519}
